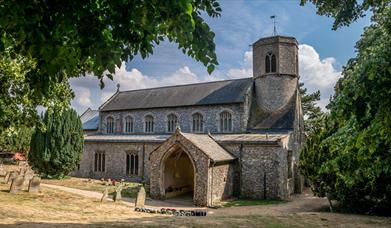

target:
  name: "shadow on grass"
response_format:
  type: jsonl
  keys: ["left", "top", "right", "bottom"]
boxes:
{"left": 221, "top": 199, "right": 288, "bottom": 208}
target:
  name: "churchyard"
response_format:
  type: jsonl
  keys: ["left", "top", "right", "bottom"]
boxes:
{"left": 0, "top": 164, "right": 390, "bottom": 227}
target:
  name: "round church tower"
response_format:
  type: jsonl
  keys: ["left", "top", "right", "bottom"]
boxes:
{"left": 252, "top": 36, "right": 299, "bottom": 112}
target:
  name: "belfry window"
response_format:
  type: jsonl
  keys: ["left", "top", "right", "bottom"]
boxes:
{"left": 124, "top": 115, "right": 134, "bottom": 133}
{"left": 126, "top": 153, "right": 139, "bottom": 176}
{"left": 94, "top": 151, "right": 105, "bottom": 172}
{"left": 219, "top": 111, "right": 233, "bottom": 132}
{"left": 265, "top": 52, "right": 276, "bottom": 73}
{"left": 192, "top": 113, "right": 203, "bottom": 132}
{"left": 144, "top": 115, "right": 154, "bottom": 133}
{"left": 106, "top": 117, "right": 115, "bottom": 134}
{"left": 167, "top": 114, "right": 178, "bottom": 132}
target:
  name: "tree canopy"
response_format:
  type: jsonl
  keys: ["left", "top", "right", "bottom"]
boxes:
{"left": 0, "top": 0, "right": 221, "bottom": 130}
{"left": 300, "top": 0, "right": 390, "bottom": 30}
{"left": 300, "top": 4, "right": 391, "bottom": 213}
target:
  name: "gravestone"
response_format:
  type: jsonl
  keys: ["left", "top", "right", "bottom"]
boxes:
{"left": 28, "top": 176, "right": 41, "bottom": 193}
{"left": 113, "top": 185, "right": 122, "bottom": 202}
{"left": 7, "top": 171, "right": 18, "bottom": 184}
{"left": 1, "top": 172, "right": 10, "bottom": 184}
{"left": 135, "top": 186, "right": 146, "bottom": 208}
{"left": 0, "top": 166, "right": 7, "bottom": 183}
{"left": 9, "top": 176, "right": 24, "bottom": 193}
{"left": 101, "top": 187, "right": 109, "bottom": 202}
{"left": 23, "top": 170, "right": 35, "bottom": 186}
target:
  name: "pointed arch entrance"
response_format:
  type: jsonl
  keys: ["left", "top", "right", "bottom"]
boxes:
{"left": 161, "top": 145, "right": 195, "bottom": 201}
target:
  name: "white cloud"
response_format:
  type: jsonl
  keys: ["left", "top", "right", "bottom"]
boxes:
{"left": 227, "top": 51, "right": 253, "bottom": 79}
{"left": 73, "top": 87, "right": 92, "bottom": 107}
{"left": 299, "top": 44, "right": 341, "bottom": 89}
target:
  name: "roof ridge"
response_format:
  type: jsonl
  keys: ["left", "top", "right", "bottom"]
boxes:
{"left": 118, "top": 77, "right": 252, "bottom": 94}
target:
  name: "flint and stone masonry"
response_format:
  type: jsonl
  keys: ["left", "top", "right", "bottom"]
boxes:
{"left": 76, "top": 35, "right": 305, "bottom": 207}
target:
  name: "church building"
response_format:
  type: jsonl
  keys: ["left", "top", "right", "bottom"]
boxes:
{"left": 76, "top": 35, "right": 305, "bottom": 207}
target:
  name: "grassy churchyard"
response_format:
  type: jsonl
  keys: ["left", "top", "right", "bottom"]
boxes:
{"left": 0, "top": 166, "right": 391, "bottom": 227}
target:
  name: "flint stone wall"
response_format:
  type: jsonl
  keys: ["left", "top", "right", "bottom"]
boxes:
{"left": 74, "top": 142, "right": 159, "bottom": 182}
{"left": 99, "top": 104, "right": 247, "bottom": 134}
{"left": 208, "top": 162, "right": 235, "bottom": 204}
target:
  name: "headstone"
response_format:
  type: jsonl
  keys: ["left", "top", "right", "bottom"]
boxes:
{"left": 135, "top": 186, "right": 146, "bottom": 208}
{"left": 1, "top": 172, "right": 10, "bottom": 184}
{"left": 9, "top": 176, "right": 24, "bottom": 193}
{"left": 0, "top": 164, "right": 5, "bottom": 175}
{"left": 101, "top": 187, "right": 109, "bottom": 202}
{"left": 113, "top": 185, "right": 123, "bottom": 202}
{"left": 7, "top": 171, "right": 18, "bottom": 184}
{"left": 28, "top": 176, "right": 41, "bottom": 193}
{"left": 23, "top": 170, "right": 34, "bottom": 186}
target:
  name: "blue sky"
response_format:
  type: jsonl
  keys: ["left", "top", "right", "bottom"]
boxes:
{"left": 70, "top": 0, "right": 371, "bottom": 114}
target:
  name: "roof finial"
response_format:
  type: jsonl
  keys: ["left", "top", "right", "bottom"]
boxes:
{"left": 270, "top": 15, "right": 277, "bottom": 36}
{"left": 175, "top": 122, "right": 181, "bottom": 132}
{"left": 116, "top": 83, "right": 120, "bottom": 92}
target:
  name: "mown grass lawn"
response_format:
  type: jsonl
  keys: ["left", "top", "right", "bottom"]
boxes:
{"left": 41, "top": 177, "right": 144, "bottom": 198}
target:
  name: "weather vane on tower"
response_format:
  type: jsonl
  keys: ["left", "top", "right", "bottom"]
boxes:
{"left": 270, "top": 15, "right": 277, "bottom": 36}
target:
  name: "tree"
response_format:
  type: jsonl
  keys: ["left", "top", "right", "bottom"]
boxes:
{"left": 299, "top": 82, "right": 323, "bottom": 131}
{"left": 300, "top": 0, "right": 390, "bottom": 30}
{"left": 0, "top": 0, "right": 221, "bottom": 130}
{"left": 29, "top": 107, "right": 84, "bottom": 178}
{"left": 0, "top": 126, "right": 34, "bottom": 154}
{"left": 300, "top": 5, "right": 391, "bottom": 213}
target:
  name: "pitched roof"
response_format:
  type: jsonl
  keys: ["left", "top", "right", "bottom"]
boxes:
{"left": 80, "top": 108, "right": 99, "bottom": 130}
{"left": 180, "top": 132, "right": 235, "bottom": 162}
{"left": 99, "top": 78, "right": 253, "bottom": 111}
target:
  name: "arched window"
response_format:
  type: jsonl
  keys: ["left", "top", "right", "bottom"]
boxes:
{"left": 126, "top": 153, "right": 139, "bottom": 176}
{"left": 192, "top": 113, "right": 203, "bottom": 132}
{"left": 144, "top": 115, "right": 154, "bottom": 133}
{"left": 265, "top": 52, "right": 276, "bottom": 73}
{"left": 271, "top": 54, "right": 276, "bottom": 72}
{"left": 265, "top": 54, "right": 270, "bottom": 73}
{"left": 94, "top": 151, "right": 105, "bottom": 172}
{"left": 220, "top": 111, "right": 232, "bottom": 132}
{"left": 167, "top": 114, "right": 178, "bottom": 133}
{"left": 106, "top": 116, "right": 115, "bottom": 134}
{"left": 124, "top": 115, "right": 134, "bottom": 133}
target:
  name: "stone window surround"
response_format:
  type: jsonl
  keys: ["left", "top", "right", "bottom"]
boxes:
{"left": 190, "top": 110, "right": 205, "bottom": 133}
{"left": 94, "top": 151, "right": 106, "bottom": 173}
{"left": 166, "top": 112, "right": 180, "bottom": 133}
{"left": 105, "top": 115, "right": 115, "bottom": 134}
{"left": 125, "top": 151, "right": 139, "bottom": 176}
{"left": 143, "top": 113, "right": 155, "bottom": 133}
{"left": 123, "top": 114, "right": 135, "bottom": 133}
{"left": 265, "top": 52, "right": 277, "bottom": 73}
{"left": 216, "top": 108, "right": 234, "bottom": 133}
